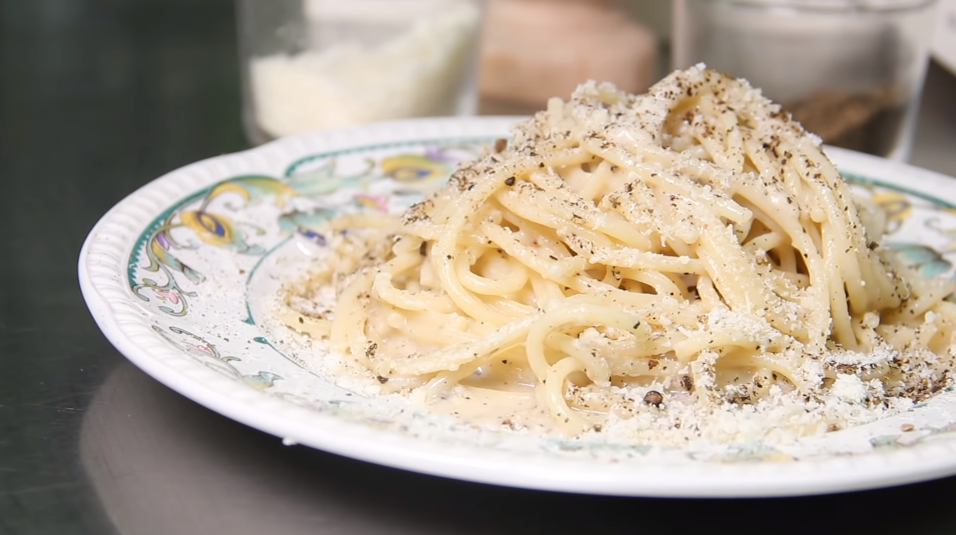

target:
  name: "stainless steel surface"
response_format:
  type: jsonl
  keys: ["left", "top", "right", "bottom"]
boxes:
{"left": 3, "top": 1, "right": 956, "bottom": 533}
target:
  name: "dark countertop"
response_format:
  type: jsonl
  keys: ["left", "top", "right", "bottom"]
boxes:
{"left": 3, "top": 1, "right": 956, "bottom": 533}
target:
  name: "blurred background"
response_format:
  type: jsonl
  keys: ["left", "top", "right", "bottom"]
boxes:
{"left": 5, "top": 0, "right": 955, "bottom": 164}
{"left": 233, "top": 0, "right": 956, "bottom": 162}
{"left": 2, "top": 1, "right": 956, "bottom": 534}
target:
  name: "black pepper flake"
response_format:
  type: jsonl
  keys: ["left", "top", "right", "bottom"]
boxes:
{"left": 298, "top": 316, "right": 304, "bottom": 324}
{"left": 680, "top": 375, "right": 694, "bottom": 391}
{"left": 632, "top": 321, "right": 641, "bottom": 329}
{"left": 643, "top": 390, "right": 664, "bottom": 407}
{"left": 504, "top": 176, "right": 516, "bottom": 186}
{"left": 376, "top": 375, "right": 389, "bottom": 384}
{"left": 494, "top": 138, "right": 507, "bottom": 153}
{"left": 419, "top": 241, "right": 427, "bottom": 256}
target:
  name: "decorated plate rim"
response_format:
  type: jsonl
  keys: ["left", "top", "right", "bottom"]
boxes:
{"left": 79, "top": 116, "right": 956, "bottom": 498}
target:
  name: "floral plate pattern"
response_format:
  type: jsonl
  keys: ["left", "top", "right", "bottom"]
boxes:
{"left": 80, "top": 117, "right": 956, "bottom": 497}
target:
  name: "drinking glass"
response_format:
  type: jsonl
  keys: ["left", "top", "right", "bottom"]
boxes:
{"left": 673, "top": 0, "right": 938, "bottom": 161}
{"left": 238, "top": 0, "right": 486, "bottom": 145}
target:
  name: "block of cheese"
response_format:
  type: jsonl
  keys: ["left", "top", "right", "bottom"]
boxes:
{"left": 479, "top": 0, "right": 658, "bottom": 111}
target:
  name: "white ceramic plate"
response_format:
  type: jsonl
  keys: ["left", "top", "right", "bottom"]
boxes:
{"left": 80, "top": 117, "right": 956, "bottom": 497}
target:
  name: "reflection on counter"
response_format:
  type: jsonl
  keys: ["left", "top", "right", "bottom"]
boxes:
{"left": 79, "top": 361, "right": 956, "bottom": 535}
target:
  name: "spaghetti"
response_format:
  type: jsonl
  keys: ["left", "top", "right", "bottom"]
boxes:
{"left": 288, "top": 66, "right": 956, "bottom": 440}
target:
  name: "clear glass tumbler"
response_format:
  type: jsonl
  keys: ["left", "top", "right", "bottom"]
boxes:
{"left": 238, "top": 0, "right": 486, "bottom": 145}
{"left": 673, "top": 0, "right": 938, "bottom": 161}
